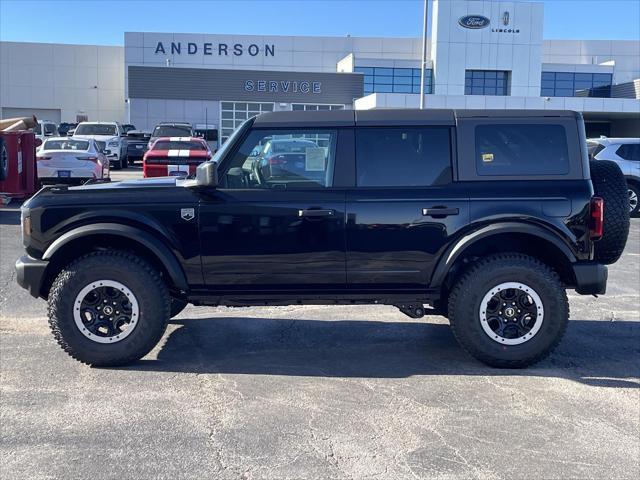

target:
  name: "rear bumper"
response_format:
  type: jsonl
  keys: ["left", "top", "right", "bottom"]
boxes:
{"left": 15, "top": 255, "right": 49, "bottom": 298}
{"left": 573, "top": 262, "right": 608, "bottom": 295}
{"left": 39, "top": 177, "right": 94, "bottom": 185}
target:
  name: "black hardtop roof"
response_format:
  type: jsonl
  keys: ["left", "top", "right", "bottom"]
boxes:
{"left": 252, "top": 109, "right": 579, "bottom": 128}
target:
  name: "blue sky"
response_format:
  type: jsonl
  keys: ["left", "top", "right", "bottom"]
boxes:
{"left": 1, "top": 0, "right": 639, "bottom": 44}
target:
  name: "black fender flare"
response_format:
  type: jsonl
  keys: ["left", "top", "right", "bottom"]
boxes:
{"left": 42, "top": 223, "right": 189, "bottom": 292}
{"left": 429, "top": 222, "right": 577, "bottom": 288}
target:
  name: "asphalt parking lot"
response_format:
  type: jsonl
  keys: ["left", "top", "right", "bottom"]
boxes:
{"left": 0, "top": 170, "right": 638, "bottom": 479}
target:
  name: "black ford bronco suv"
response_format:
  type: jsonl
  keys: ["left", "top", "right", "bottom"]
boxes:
{"left": 16, "top": 109, "right": 630, "bottom": 368}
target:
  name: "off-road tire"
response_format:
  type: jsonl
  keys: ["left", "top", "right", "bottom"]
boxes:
{"left": 589, "top": 160, "right": 630, "bottom": 264}
{"left": 627, "top": 181, "right": 640, "bottom": 218}
{"left": 0, "top": 139, "right": 8, "bottom": 182}
{"left": 170, "top": 298, "right": 188, "bottom": 318}
{"left": 448, "top": 253, "right": 569, "bottom": 368}
{"left": 48, "top": 250, "right": 170, "bottom": 366}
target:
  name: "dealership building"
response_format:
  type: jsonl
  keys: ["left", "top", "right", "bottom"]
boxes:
{"left": 1, "top": 0, "right": 638, "bottom": 139}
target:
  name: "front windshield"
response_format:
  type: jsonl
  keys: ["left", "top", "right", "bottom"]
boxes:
{"left": 75, "top": 124, "right": 117, "bottom": 136}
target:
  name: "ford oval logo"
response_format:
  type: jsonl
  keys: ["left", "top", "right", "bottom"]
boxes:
{"left": 459, "top": 15, "right": 491, "bottom": 29}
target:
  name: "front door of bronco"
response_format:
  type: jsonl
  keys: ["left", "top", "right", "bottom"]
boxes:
{"left": 198, "top": 127, "right": 347, "bottom": 291}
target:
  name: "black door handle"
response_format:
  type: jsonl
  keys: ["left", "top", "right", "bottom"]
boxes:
{"left": 422, "top": 207, "right": 459, "bottom": 217}
{"left": 298, "top": 209, "right": 335, "bottom": 218}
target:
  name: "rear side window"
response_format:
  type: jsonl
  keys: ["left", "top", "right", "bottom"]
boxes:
{"left": 356, "top": 127, "right": 452, "bottom": 187}
{"left": 616, "top": 144, "right": 640, "bottom": 161}
{"left": 475, "top": 124, "right": 570, "bottom": 176}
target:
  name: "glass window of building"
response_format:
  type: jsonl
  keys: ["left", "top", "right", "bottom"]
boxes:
{"left": 540, "top": 72, "right": 612, "bottom": 98}
{"left": 465, "top": 71, "right": 510, "bottom": 96}
{"left": 291, "top": 104, "right": 345, "bottom": 111}
{"left": 354, "top": 66, "right": 433, "bottom": 95}
{"left": 220, "top": 102, "right": 274, "bottom": 143}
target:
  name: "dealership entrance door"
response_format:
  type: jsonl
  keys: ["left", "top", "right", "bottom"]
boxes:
{"left": 1, "top": 107, "right": 61, "bottom": 124}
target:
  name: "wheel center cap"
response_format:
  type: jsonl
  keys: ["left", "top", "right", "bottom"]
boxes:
{"left": 504, "top": 307, "right": 516, "bottom": 317}
{"left": 103, "top": 305, "right": 114, "bottom": 315}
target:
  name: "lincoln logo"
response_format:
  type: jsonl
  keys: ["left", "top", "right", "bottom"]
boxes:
{"left": 503, "top": 11, "right": 510, "bottom": 26}
{"left": 458, "top": 15, "right": 490, "bottom": 29}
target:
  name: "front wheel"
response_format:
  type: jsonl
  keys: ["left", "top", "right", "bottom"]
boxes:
{"left": 448, "top": 253, "right": 569, "bottom": 368}
{"left": 48, "top": 251, "right": 170, "bottom": 366}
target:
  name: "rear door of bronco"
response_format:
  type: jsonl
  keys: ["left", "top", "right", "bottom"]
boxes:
{"left": 345, "top": 113, "right": 470, "bottom": 291}
{"left": 198, "top": 127, "right": 350, "bottom": 291}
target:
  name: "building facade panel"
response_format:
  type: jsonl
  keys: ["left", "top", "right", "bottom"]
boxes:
{"left": 0, "top": 0, "right": 638, "bottom": 138}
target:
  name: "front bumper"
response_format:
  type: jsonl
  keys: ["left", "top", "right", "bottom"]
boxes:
{"left": 573, "top": 263, "right": 608, "bottom": 295}
{"left": 15, "top": 255, "right": 49, "bottom": 298}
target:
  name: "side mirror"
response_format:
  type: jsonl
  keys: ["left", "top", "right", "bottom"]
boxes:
{"left": 67, "top": 130, "right": 75, "bottom": 137}
{"left": 196, "top": 162, "right": 218, "bottom": 187}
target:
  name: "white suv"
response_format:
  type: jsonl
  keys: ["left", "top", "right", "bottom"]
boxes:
{"left": 73, "top": 121, "right": 127, "bottom": 169}
{"left": 588, "top": 137, "right": 640, "bottom": 217}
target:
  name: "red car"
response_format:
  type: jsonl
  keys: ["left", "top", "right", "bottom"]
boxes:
{"left": 143, "top": 137, "right": 211, "bottom": 178}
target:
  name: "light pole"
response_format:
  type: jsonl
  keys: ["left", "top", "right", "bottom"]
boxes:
{"left": 419, "top": 0, "right": 429, "bottom": 109}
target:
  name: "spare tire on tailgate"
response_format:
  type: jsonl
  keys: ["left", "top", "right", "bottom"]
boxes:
{"left": 589, "top": 160, "right": 630, "bottom": 265}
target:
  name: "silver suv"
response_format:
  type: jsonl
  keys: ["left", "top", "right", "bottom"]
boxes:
{"left": 588, "top": 137, "right": 640, "bottom": 217}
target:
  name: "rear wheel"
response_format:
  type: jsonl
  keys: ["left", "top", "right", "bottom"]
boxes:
{"left": 448, "top": 253, "right": 569, "bottom": 368}
{"left": 48, "top": 251, "right": 170, "bottom": 366}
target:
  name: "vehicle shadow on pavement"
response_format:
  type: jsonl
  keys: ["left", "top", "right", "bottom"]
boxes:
{"left": 125, "top": 317, "right": 640, "bottom": 388}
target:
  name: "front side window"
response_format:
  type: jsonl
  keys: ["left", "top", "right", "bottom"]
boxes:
{"left": 75, "top": 124, "right": 117, "bottom": 136}
{"left": 355, "top": 127, "right": 452, "bottom": 187}
{"left": 222, "top": 129, "right": 337, "bottom": 189}
{"left": 475, "top": 124, "right": 570, "bottom": 176}
{"left": 616, "top": 144, "right": 640, "bottom": 161}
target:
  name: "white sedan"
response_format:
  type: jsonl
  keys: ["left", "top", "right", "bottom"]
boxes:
{"left": 36, "top": 137, "right": 110, "bottom": 185}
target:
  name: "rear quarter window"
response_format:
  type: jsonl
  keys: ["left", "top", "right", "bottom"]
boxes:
{"left": 475, "top": 124, "right": 570, "bottom": 176}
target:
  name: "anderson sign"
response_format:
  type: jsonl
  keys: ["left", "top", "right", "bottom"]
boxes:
{"left": 154, "top": 41, "right": 275, "bottom": 57}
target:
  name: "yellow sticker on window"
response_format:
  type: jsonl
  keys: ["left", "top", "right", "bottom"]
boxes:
{"left": 482, "top": 153, "right": 494, "bottom": 163}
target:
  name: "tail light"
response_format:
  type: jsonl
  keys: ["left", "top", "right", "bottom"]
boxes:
{"left": 77, "top": 156, "right": 99, "bottom": 163}
{"left": 590, "top": 197, "right": 604, "bottom": 240}
{"left": 36, "top": 156, "right": 51, "bottom": 161}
